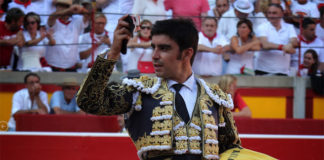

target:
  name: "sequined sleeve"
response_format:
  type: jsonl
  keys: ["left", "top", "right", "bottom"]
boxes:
{"left": 76, "top": 56, "right": 133, "bottom": 115}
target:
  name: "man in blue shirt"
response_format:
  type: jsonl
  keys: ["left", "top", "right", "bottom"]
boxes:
{"left": 50, "top": 77, "right": 84, "bottom": 114}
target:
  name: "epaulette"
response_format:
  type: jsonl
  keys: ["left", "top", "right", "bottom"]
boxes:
{"left": 198, "top": 78, "right": 234, "bottom": 109}
{"left": 122, "top": 76, "right": 162, "bottom": 94}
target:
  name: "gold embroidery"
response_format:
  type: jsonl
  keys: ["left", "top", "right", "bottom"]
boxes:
{"left": 160, "top": 135, "right": 172, "bottom": 146}
{"left": 173, "top": 116, "right": 181, "bottom": 126}
{"left": 189, "top": 127, "right": 200, "bottom": 137}
{"left": 175, "top": 127, "right": 187, "bottom": 137}
{"left": 202, "top": 114, "right": 216, "bottom": 126}
{"left": 152, "top": 121, "right": 161, "bottom": 131}
{"left": 204, "top": 128, "right": 216, "bottom": 140}
{"left": 191, "top": 116, "right": 201, "bottom": 126}
{"left": 160, "top": 105, "right": 173, "bottom": 115}
{"left": 152, "top": 107, "right": 162, "bottom": 117}
{"left": 161, "top": 120, "right": 172, "bottom": 130}
{"left": 176, "top": 140, "right": 188, "bottom": 150}
{"left": 190, "top": 140, "right": 201, "bottom": 150}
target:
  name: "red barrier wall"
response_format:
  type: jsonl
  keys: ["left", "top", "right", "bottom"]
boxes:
{"left": 1, "top": 133, "right": 324, "bottom": 160}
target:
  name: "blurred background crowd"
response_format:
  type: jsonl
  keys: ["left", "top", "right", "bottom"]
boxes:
{"left": 0, "top": 0, "right": 324, "bottom": 77}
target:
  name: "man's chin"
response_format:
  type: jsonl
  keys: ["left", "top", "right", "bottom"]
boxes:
{"left": 155, "top": 72, "right": 164, "bottom": 78}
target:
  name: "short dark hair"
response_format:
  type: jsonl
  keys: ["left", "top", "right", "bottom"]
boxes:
{"left": 23, "top": 12, "right": 41, "bottom": 30}
{"left": 302, "top": 17, "right": 316, "bottom": 29}
{"left": 5, "top": 8, "right": 25, "bottom": 24}
{"left": 237, "top": 18, "right": 254, "bottom": 39}
{"left": 151, "top": 18, "right": 198, "bottom": 65}
{"left": 202, "top": 16, "right": 218, "bottom": 25}
{"left": 24, "top": 73, "right": 40, "bottom": 84}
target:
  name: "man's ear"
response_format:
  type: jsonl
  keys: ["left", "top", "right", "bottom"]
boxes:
{"left": 182, "top": 48, "right": 194, "bottom": 62}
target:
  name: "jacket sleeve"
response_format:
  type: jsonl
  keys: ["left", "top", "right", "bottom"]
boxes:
{"left": 76, "top": 55, "right": 133, "bottom": 115}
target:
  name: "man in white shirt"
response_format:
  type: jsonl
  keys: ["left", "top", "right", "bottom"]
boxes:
{"left": 217, "top": 0, "right": 254, "bottom": 41}
{"left": 293, "top": 18, "right": 324, "bottom": 71}
{"left": 78, "top": 13, "right": 111, "bottom": 72}
{"left": 45, "top": 0, "right": 89, "bottom": 71}
{"left": 255, "top": 3, "right": 298, "bottom": 75}
{"left": 192, "top": 17, "right": 229, "bottom": 76}
{"left": 8, "top": 73, "right": 50, "bottom": 131}
{"left": 291, "top": 0, "right": 320, "bottom": 18}
{"left": 208, "top": 0, "right": 230, "bottom": 20}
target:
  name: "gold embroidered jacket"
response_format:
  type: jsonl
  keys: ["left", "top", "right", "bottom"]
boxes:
{"left": 77, "top": 56, "right": 241, "bottom": 160}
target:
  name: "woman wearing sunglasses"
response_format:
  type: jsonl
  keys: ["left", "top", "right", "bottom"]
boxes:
{"left": 125, "top": 19, "right": 154, "bottom": 73}
{"left": 17, "top": 12, "right": 55, "bottom": 72}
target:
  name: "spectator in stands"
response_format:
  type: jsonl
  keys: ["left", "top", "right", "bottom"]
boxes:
{"left": 97, "top": 0, "right": 124, "bottom": 42}
{"left": 17, "top": 12, "right": 55, "bottom": 72}
{"left": 290, "top": 0, "right": 320, "bottom": 21}
{"left": 255, "top": 3, "right": 298, "bottom": 76}
{"left": 226, "top": 19, "right": 261, "bottom": 75}
{"left": 210, "top": 0, "right": 230, "bottom": 20}
{"left": 125, "top": 19, "right": 153, "bottom": 73}
{"left": 192, "top": 17, "right": 230, "bottom": 76}
{"left": 50, "top": 77, "right": 84, "bottom": 114}
{"left": 316, "top": 7, "right": 324, "bottom": 45}
{"left": 45, "top": 0, "right": 89, "bottom": 72}
{"left": 300, "top": 49, "right": 319, "bottom": 76}
{"left": 292, "top": 18, "right": 324, "bottom": 70}
{"left": 8, "top": 73, "right": 50, "bottom": 131}
{"left": 164, "top": 0, "right": 210, "bottom": 30}
{"left": 0, "top": 8, "right": 25, "bottom": 69}
{"left": 253, "top": 0, "right": 270, "bottom": 29}
{"left": 78, "top": 13, "right": 111, "bottom": 73}
{"left": 217, "top": 0, "right": 254, "bottom": 41}
{"left": 132, "top": 0, "right": 166, "bottom": 24}
{"left": 218, "top": 75, "right": 252, "bottom": 118}
{"left": 0, "top": 0, "right": 10, "bottom": 21}
{"left": 8, "top": 0, "right": 51, "bottom": 26}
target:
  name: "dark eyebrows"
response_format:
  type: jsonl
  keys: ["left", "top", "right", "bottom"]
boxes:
{"left": 151, "top": 43, "right": 172, "bottom": 50}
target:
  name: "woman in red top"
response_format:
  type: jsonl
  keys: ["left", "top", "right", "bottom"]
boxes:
{"left": 218, "top": 75, "right": 252, "bottom": 118}
{"left": 126, "top": 19, "right": 154, "bottom": 73}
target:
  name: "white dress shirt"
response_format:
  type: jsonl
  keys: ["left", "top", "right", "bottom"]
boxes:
{"left": 8, "top": 88, "right": 50, "bottom": 130}
{"left": 167, "top": 73, "right": 198, "bottom": 118}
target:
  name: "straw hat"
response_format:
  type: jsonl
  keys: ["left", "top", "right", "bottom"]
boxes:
{"left": 60, "top": 77, "right": 79, "bottom": 86}
{"left": 233, "top": 0, "right": 254, "bottom": 14}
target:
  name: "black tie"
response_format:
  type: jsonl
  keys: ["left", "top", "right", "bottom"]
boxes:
{"left": 173, "top": 84, "right": 190, "bottom": 124}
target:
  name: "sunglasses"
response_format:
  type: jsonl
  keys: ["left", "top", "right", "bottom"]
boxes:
{"left": 140, "top": 26, "right": 151, "bottom": 30}
{"left": 27, "top": 21, "right": 36, "bottom": 25}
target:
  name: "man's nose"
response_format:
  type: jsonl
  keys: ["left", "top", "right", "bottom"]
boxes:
{"left": 152, "top": 49, "right": 159, "bottom": 59}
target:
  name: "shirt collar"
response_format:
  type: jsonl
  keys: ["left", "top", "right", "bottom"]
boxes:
{"left": 202, "top": 32, "right": 217, "bottom": 42}
{"left": 14, "top": 0, "right": 31, "bottom": 8}
{"left": 167, "top": 73, "right": 196, "bottom": 91}
{"left": 298, "top": 34, "right": 317, "bottom": 44}
{"left": 58, "top": 17, "right": 72, "bottom": 25}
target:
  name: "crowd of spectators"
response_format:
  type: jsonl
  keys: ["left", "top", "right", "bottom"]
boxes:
{"left": 7, "top": 73, "right": 84, "bottom": 131}
{"left": 1, "top": 0, "right": 324, "bottom": 76}
{"left": 4, "top": 0, "right": 324, "bottom": 132}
